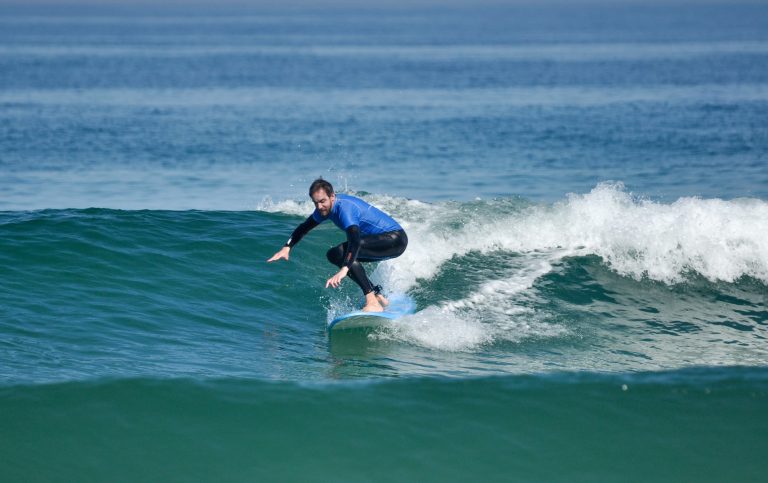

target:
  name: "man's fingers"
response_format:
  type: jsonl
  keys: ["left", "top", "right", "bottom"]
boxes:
{"left": 326, "top": 277, "right": 340, "bottom": 288}
{"left": 267, "top": 253, "right": 288, "bottom": 262}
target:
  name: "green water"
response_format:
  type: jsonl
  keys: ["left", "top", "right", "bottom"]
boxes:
{"left": 3, "top": 370, "right": 767, "bottom": 482}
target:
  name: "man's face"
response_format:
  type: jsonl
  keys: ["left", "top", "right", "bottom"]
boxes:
{"left": 311, "top": 189, "right": 335, "bottom": 217}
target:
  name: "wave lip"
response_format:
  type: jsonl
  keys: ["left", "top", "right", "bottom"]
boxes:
{"left": 547, "top": 183, "right": 768, "bottom": 284}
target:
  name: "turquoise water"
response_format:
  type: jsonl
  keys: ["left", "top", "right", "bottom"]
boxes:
{"left": 2, "top": 2, "right": 768, "bottom": 481}
{"left": 3, "top": 371, "right": 767, "bottom": 482}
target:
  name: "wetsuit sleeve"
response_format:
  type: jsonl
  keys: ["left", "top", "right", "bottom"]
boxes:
{"left": 285, "top": 215, "right": 319, "bottom": 248}
{"left": 343, "top": 225, "right": 362, "bottom": 268}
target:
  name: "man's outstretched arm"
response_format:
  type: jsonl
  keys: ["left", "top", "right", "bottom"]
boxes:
{"left": 267, "top": 215, "right": 319, "bottom": 262}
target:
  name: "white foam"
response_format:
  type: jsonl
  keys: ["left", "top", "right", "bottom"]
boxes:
{"left": 373, "top": 309, "right": 493, "bottom": 352}
{"left": 372, "top": 255, "right": 568, "bottom": 352}
{"left": 539, "top": 183, "right": 768, "bottom": 284}
{"left": 256, "top": 196, "right": 315, "bottom": 217}
{"left": 441, "top": 257, "right": 554, "bottom": 315}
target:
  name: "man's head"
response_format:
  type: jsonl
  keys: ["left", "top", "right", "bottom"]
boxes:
{"left": 309, "top": 178, "right": 335, "bottom": 217}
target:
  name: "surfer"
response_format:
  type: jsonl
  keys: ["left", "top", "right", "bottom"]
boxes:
{"left": 267, "top": 179, "right": 408, "bottom": 312}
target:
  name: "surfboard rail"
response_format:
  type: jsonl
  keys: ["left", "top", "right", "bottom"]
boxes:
{"left": 328, "top": 295, "right": 416, "bottom": 331}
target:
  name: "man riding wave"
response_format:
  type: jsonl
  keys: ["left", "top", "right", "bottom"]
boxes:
{"left": 267, "top": 179, "right": 408, "bottom": 312}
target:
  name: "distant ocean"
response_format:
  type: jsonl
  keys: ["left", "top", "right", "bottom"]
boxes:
{"left": 1, "top": 2, "right": 767, "bottom": 481}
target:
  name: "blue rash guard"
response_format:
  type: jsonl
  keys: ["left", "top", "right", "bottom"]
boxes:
{"left": 312, "top": 194, "right": 402, "bottom": 235}
{"left": 285, "top": 194, "right": 404, "bottom": 268}
{"left": 283, "top": 193, "right": 408, "bottom": 295}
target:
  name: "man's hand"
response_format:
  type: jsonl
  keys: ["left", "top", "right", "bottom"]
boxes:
{"left": 325, "top": 267, "right": 349, "bottom": 288}
{"left": 267, "top": 246, "right": 291, "bottom": 262}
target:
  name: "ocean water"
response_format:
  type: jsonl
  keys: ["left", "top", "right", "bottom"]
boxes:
{"left": 2, "top": 2, "right": 768, "bottom": 481}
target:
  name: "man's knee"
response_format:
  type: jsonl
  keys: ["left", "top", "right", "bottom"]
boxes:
{"left": 326, "top": 245, "right": 344, "bottom": 266}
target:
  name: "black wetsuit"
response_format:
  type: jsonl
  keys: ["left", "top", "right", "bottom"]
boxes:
{"left": 284, "top": 194, "right": 408, "bottom": 295}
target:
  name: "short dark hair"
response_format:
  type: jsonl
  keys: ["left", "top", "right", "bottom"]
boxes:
{"left": 309, "top": 178, "right": 334, "bottom": 198}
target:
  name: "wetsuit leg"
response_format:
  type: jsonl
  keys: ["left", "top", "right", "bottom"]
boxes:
{"left": 327, "top": 243, "right": 375, "bottom": 293}
{"left": 326, "top": 230, "right": 408, "bottom": 295}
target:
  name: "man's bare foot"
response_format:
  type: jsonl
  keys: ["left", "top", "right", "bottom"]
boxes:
{"left": 362, "top": 292, "right": 384, "bottom": 312}
{"left": 376, "top": 293, "right": 389, "bottom": 307}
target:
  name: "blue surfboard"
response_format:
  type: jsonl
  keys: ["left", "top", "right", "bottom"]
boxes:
{"left": 328, "top": 294, "right": 416, "bottom": 331}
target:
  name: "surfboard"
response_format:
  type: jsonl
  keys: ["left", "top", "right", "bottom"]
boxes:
{"left": 328, "top": 294, "right": 416, "bottom": 331}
